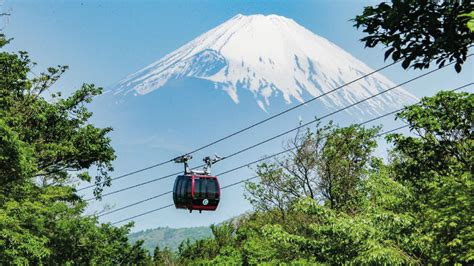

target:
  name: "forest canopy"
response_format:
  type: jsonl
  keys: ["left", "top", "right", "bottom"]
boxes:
{"left": 175, "top": 90, "right": 473, "bottom": 265}
{"left": 1, "top": 1, "right": 473, "bottom": 263}
{"left": 0, "top": 31, "right": 151, "bottom": 264}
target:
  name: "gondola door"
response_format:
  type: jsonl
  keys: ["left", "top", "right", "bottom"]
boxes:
{"left": 191, "top": 175, "right": 220, "bottom": 211}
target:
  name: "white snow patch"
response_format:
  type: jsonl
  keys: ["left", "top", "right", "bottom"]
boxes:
{"left": 257, "top": 100, "right": 268, "bottom": 113}
{"left": 224, "top": 87, "right": 239, "bottom": 104}
{"left": 113, "top": 14, "right": 418, "bottom": 113}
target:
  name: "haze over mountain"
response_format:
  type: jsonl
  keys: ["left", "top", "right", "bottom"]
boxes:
{"left": 113, "top": 14, "right": 417, "bottom": 114}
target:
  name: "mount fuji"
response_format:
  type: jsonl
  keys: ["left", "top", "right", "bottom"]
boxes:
{"left": 112, "top": 14, "right": 417, "bottom": 114}
{"left": 91, "top": 14, "right": 421, "bottom": 229}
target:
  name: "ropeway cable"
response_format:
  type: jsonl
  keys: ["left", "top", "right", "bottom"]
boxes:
{"left": 95, "top": 81, "right": 472, "bottom": 216}
{"left": 77, "top": 61, "right": 400, "bottom": 191}
{"left": 85, "top": 59, "right": 469, "bottom": 201}
{"left": 109, "top": 125, "right": 412, "bottom": 225}
{"left": 86, "top": 61, "right": 466, "bottom": 200}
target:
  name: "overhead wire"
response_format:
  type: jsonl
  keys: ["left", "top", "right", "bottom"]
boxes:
{"left": 110, "top": 176, "right": 261, "bottom": 225}
{"left": 109, "top": 125, "right": 409, "bottom": 225}
{"left": 96, "top": 81, "right": 472, "bottom": 217}
{"left": 77, "top": 60, "right": 400, "bottom": 191}
{"left": 85, "top": 58, "right": 468, "bottom": 201}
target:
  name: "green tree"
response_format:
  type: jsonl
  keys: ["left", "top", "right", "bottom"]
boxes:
{"left": 175, "top": 91, "right": 473, "bottom": 264}
{"left": 354, "top": 0, "right": 473, "bottom": 72}
{"left": 153, "top": 246, "right": 176, "bottom": 265}
{"left": 318, "top": 124, "right": 379, "bottom": 213}
{"left": 459, "top": 11, "right": 474, "bottom": 32}
{"left": 245, "top": 123, "right": 380, "bottom": 216}
{"left": 238, "top": 159, "right": 418, "bottom": 264}
{"left": 0, "top": 32, "right": 150, "bottom": 264}
{"left": 178, "top": 222, "right": 240, "bottom": 265}
{"left": 387, "top": 91, "right": 473, "bottom": 264}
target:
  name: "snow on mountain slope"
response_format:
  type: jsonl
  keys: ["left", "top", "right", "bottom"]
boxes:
{"left": 113, "top": 14, "right": 417, "bottom": 114}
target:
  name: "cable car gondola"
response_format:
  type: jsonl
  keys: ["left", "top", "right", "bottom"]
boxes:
{"left": 173, "top": 155, "right": 221, "bottom": 213}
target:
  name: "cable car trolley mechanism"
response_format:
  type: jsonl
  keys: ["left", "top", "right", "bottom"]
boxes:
{"left": 172, "top": 154, "right": 222, "bottom": 213}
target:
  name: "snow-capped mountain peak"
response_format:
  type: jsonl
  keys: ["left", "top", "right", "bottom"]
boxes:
{"left": 114, "top": 14, "right": 417, "bottom": 114}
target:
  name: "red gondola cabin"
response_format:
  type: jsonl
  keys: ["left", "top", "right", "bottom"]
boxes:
{"left": 173, "top": 175, "right": 220, "bottom": 212}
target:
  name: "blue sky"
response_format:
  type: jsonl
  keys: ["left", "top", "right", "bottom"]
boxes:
{"left": 3, "top": 0, "right": 472, "bottom": 231}
{"left": 5, "top": 0, "right": 384, "bottom": 94}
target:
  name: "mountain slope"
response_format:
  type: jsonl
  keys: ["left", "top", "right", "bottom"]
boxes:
{"left": 113, "top": 14, "right": 417, "bottom": 114}
{"left": 129, "top": 226, "right": 212, "bottom": 253}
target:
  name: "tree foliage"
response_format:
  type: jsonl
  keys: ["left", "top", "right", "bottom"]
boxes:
{"left": 387, "top": 91, "right": 473, "bottom": 263}
{"left": 354, "top": 0, "right": 473, "bottom": 72}
{"left": 2, "top": 7, "right": 472, "bottom": 264}
{"left": 175, "top": 91, "right": 473, "bottom": 265}
{"left": 0, "top": 32, "right": 151, "bottom": 264}
{"left": 459, "top": 11, "right": 474, "bottom": 32}
{"left": 153, "top": 246, "right": 176, "bottom": 265}
{"left": 245, "top": 123, "right": 380, "bottom": 217}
